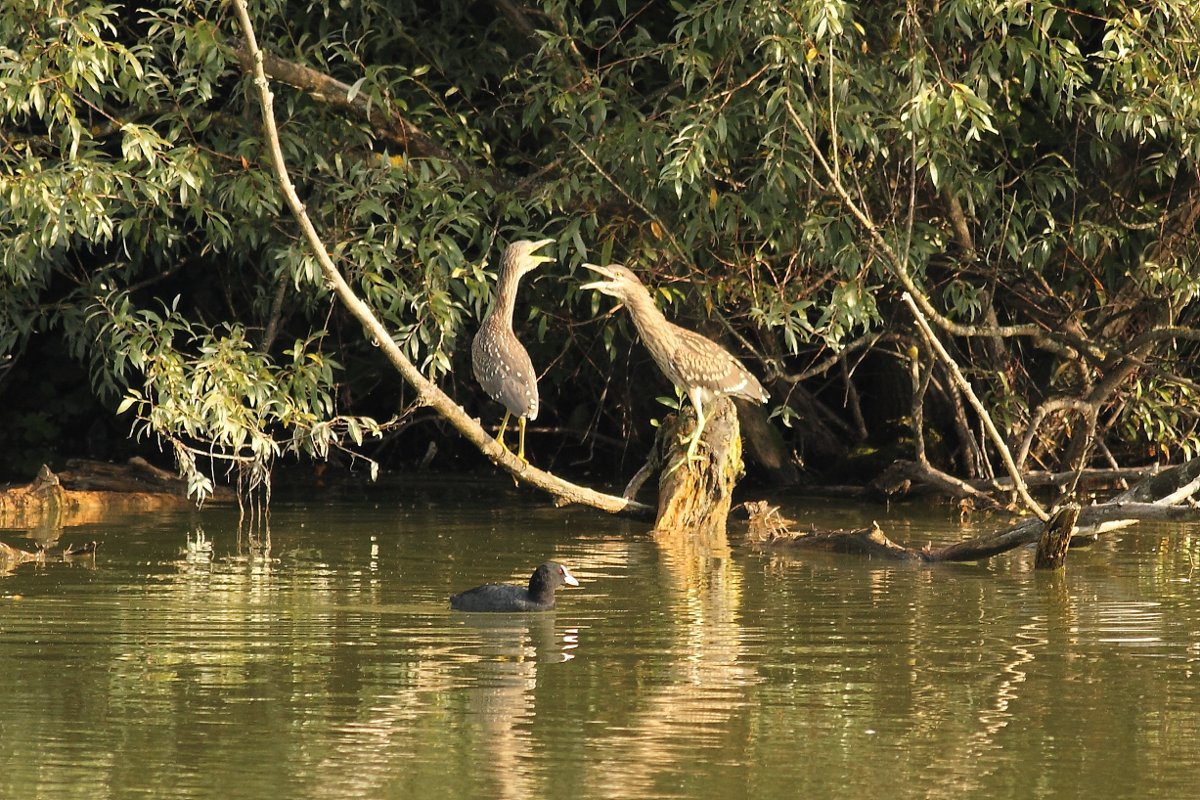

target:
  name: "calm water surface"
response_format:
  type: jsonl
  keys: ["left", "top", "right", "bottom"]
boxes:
{"left": 2, "top": 478, "right": 1199, "bottom": 799}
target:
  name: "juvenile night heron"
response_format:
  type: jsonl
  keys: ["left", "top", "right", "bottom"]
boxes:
{"left": 472, "top": 238, "right": 555, "bottom": 462}
{"left": 581, "top": 263, "right": 769, "bottom": 462}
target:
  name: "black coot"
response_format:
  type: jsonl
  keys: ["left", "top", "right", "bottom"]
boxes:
{"left": 450, "top": 562, "right": 580, "bottom": 612}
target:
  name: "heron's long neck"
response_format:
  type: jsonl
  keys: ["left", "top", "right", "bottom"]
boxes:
{"left": 621, "top": 285, "right": 671, "bottom": 340}
{"left": 488, "top": 266, "right": 524, "bottom": 328}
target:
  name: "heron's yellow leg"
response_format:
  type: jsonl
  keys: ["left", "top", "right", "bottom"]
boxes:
{"left": 685, "top": 407, "right": 708, "bottom": 462}
{"left": 495, "top": 410, "right": 512, "bottom": 452}
{"left": 666, "top": 403, "right": 708, "bottom": 474}
{"left": 517, "top": 416, "right": 530, "bottom": 464}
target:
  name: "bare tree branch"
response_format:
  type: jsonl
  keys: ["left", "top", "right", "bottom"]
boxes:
{"left": 749, "top": 455, "right": 1200, "bottom": 564}
{"left": 1015, "top": 397, "right": 1097, "bottom": 471}
{"left": 784, "top": 99, "right": 1042, "bottom": 341}
{"left": 229, "top": 42, "right": 465, "bottom": 166}
{"left": 902, "top": 292, "right": 1047, "bottom": 520}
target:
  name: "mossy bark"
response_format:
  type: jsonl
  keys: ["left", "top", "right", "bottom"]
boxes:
{"left": 654, "top": 397, "right": 743, "bottom": 540}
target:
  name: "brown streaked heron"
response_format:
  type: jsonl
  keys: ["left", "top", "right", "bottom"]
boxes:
{"left": 581, "top": 263, "right": 768, "bottom": 462}
{"left": 472, "top": 238, "right": 555, "bottom": 462}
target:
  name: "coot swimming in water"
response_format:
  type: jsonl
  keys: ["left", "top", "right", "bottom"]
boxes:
{"left": 450, "top": 562, "right": 580, "bottom": 612}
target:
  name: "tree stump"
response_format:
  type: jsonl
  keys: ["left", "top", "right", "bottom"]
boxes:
{"left": 654, "top": 397, "right": 743, "bottom": 540}
{"left": 1035, "top": 504, "right": 1080, "bottom": 569}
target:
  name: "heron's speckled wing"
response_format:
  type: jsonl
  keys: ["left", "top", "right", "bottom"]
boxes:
{"left": 664, "top": 326, "right": 768, "bottom": 403}
{"left": 472, "top": 318, "right": 540, "bottom": 419}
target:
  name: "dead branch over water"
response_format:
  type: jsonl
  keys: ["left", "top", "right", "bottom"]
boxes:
{"left": 746, "top": 457, "right": 1200, "bottom": 564}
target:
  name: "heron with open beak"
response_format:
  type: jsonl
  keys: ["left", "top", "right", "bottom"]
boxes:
{"left": 471, "top": 239, "right": 555, "bottom": 463}
{"left": 581, "top": 263, "right": 768, "bottom": 462}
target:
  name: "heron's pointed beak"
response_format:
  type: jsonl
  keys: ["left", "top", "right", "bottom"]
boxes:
{"left": 580, "top": 263, "right": 615, "bottom": 290}
{"left": 529, "top": 238, "right": 555, "bottom": 264}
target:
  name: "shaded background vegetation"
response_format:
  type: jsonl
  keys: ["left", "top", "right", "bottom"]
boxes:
{"left": 3, "top": 0, "right": 1200, "bottom": 496}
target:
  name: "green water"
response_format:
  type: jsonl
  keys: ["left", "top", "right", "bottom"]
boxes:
{"left": 2, "top": 479, "right": 1199, "bottom": 799}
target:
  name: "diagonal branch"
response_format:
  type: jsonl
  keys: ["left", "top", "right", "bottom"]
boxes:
{"left": 783, "top": 99, "right": 1042, "bottom": 341}
{"left": 231, "top": 0, "right": 650, "bottom": 518}
{"left": 902, "top": 292, "right": 1047, "bottom": 520}
{"left": 228, "top": 41, "right": 469, "bottom": 168}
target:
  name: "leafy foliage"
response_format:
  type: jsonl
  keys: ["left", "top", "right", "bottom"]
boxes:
{"left": 3, "top": 0, "right": 1200, "bottom": 493}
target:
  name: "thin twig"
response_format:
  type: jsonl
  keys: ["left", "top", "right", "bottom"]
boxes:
{"left": 783, "top": 99, "right": 1041, "bottom": 341}
{"left": 567, "top": 137, "right": 691, "bottom": 267}
{"left": 902, "top": 292, "right": 1047, "bottom": 520}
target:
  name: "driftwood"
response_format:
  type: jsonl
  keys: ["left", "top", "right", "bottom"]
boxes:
{"left": 748, "top": 456, "right": 1200, "bottom": 565}
{"left": 0, "top": 537, "right": 100, "bottom": 576}
{"left": 1112, "top": 455, "right": 1200, "bottom": 503}
{"left": 744, "top": 507, "right": 1088, "bottom": 565}
{"left": 746, "top": 512, "right": 922, "bottom": 561}
{"left": 0, "top": 464, "right": 111, "bottom": 571}
{"left": 0, "top": 460, "right": 197, "bottom": 530}
{"left": 0, "top": 540, "right": 44, "bottom": 574}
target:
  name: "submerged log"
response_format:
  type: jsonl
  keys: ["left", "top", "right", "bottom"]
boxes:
{"left": 654, "top": 397, "right": 743, "bottom": 539}
{"left": 744, "top": 504, "right": 1044, "bottom": 564}
{"left": 748, "top": 502, "right": 1128, "bottom": 565}
{"left": 0, "top": 459, "right": 200, "bottom": 530}
{"left": 743, "top": 502, "right": 921, "bottom": 560}
{"left": 747, "top": 455, "right": 1200, "bottom": 566}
